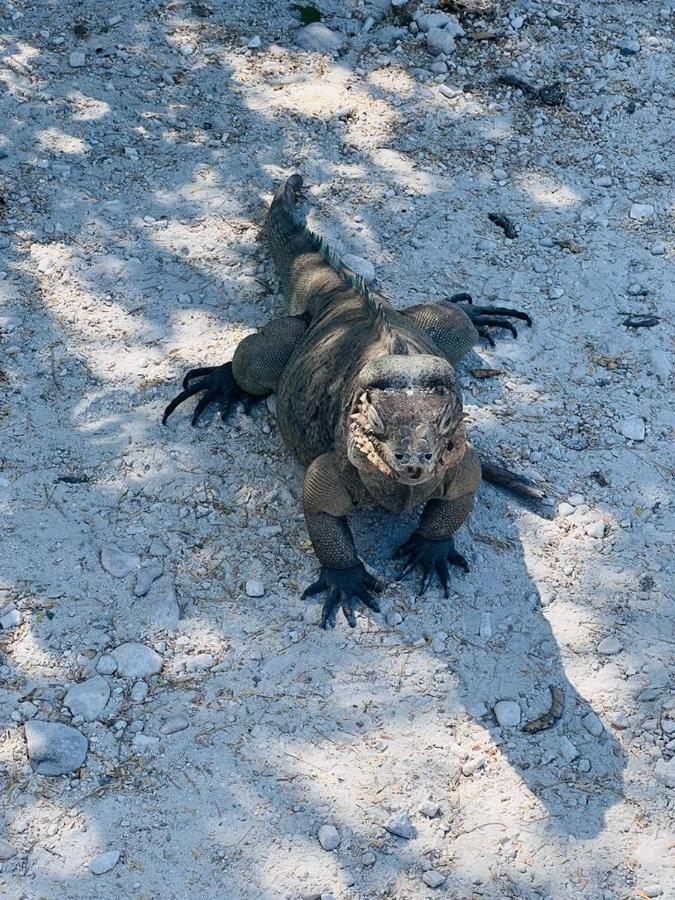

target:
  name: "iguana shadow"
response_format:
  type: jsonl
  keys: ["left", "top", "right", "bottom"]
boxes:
{"left": 348, "top": 481, "right": 627, "bottom": 841}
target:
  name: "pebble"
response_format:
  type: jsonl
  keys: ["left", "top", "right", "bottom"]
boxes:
{"left": 581, "top": 712, "right": 603, "bottom": 737}
{"left": 134, "top": 564, "right": 163, "bottom": 597}
{"left": 317, "top": 824, "right": 341, "bottom": 851}
{"left": 25, "top": 721, "right": 88, "bottom": 776}
{"left": 422, "top": 870, "right": 446, "bottom": 888}
{"left": 494, "top": 700, "right": 521, "bottom": 728}
{"left": 245, "top": 579, "right": 265, "bottom": 598}
{"left": 0, "top": 608, "right": 22, "bottom": 630}
{"left": 247, "top": 36, "right": 262, "bottom": 49}
{"left": 361, "top": 851, "right": 376, "bottom": 866}
{"left": 479, "top": 612, "right": 492, "bottom": 639}
{"left": 296, "top": 23, "right": 343, "bottom": 53}
{"left": 89, "top": 850, "right": 120, "bottom": 875}
{"left": 577, "top": 758, "right": 591, "bottom": 773}
{"left": 417, "top": 12, "right": 464, "bottom": 37}
{"left": 649, "top": 350, "right": 670, "bottom": 381}
{"left": 558, "top": 736, "right": 579, "bottom": 762}
{"left": 418, "top": 800, "right": 440, "bottom": 818}
{"left": 425, "top": 28, "right": 456, "bottom": 56}
{"left": 493, "top": 168, "right": 508, "bottom": 181}
{"left": 341, "top": 254, "right": 376, "bottom": 284}
{"left": 549, "top": 287, "right": 565, "bottom": 299}
{"left": 384, "top": 810, "right": 415, "bottom": 839}
{"left": 0, "top": 839, "right": 18, "bottom": 861}
{"left": 640, "top": 887, "right": 663, "bottom": 899}
{"left": 386, "top": 610, "right": 403, "bottom": 626}
{"left": 654, "top": 757, "right": 675, "bottom": 788}
{"left": 130, "top": 681, "right": 149, "bottom": 702}
{"left": 149, "top": 538, "right": 170, "bottom": 556}
{"left": 64, "top": 676, "right": 110, "bottom": 721}
{"left": 69, "top": 51, "right": 85, "bottom": 68}
{"left": 461, "top": 755, "right": 486, "bottom": 776}
{"left": 613, "top": 416, "right": 645, "bottom": 442}
{"left": 186, "top": 653, "right": 216, "bottom": 673}
{"left": 532, "top": 258, "right": 550, "bottom": 274}
{"left": 96, "top": 655, "right": 118, "bottom": 675}
{"left": 597, "top": 635, "right": 623, "bottom": 655}
{"left": 112, "top": 643, "right": 162, "bottom": 679}
{"left": 629, "top": 203, "right": 655, "bottom": 221}
{"left": 160, "top": 715, "right": 189, "bottom": 735}
{"left": 100, "top": 545, "right": 141, "bottom": 578}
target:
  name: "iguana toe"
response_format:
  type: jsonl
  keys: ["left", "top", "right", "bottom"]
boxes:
{"left": 163, "top": 362, "right": 266, "bottom": 426}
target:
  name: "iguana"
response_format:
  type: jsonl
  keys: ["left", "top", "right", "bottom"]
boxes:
{"left": 163, "top": 174, "right": 535, "bottom": 628}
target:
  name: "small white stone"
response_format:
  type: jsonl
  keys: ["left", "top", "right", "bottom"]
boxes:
{"left": 422, "top": 870, "right": 446, "bottom": 888}
{"left": 0, "top": 839, "right": 18, "bottom": 861}
{"left": 96, "top": 655, "right": 118, "bottom": 675}
{"left": 597, "top": 635, "right": 623, "bottom": 655}
{"left": 549, "top": 286, "right": 565, "bottom": 299}
{"left": 100, "top": 545, "right": 141, "bottom": 578}
{"left": 494, "top": 700, "right": 521, "bottom": 728}
{"left": 186, "top": 653, "right": 215, "bottom": 673}
{"left": 160, "top": 715, "right": 189, "bottom": 735}
{"left": 558, "top": 502, "right": 575, "bottom": 517}
{"left": 649, "top": 350, "right": 670, "bottom": 381}
{"left": 296, "top": 23, "right": 343, "bottom": 53}
{"left": 69, "top": 51, "right": 85, "bottom": 68}
{"left": 629, "top": 203, "right": 654, "bottom": 221}
{"left": 130, "top": 681, "right": 149, "bottom": 702}
{"left": 318, "top": 824, "right": 341, "bottom": 850}
{"left": 461, "top": 754, "right": 485, "bottom": 776}
{"left": 112, "top": 643, "right": 162, "bottom": 678}
{"left": 418, "top": 800, "right": 440, "bottom": 818}
{"left": 479, "top": 612, "right": 492, "bottom": 639}
{"left": 558, "top": 735, "right": 579, "bottom": 762}
{"left": 89, "top": 850, "right": 120, "bottom": 875}
{"left": 134, "top": 564, "right": 163, "bottom": 597}
{"left": 247, "top": 35, "right": 262, "bottom": 49}
{"left": 245, "top": 579, "right": 265, "bottom": 598}
{"left": 25, "top": 721, "right": 88, "bottom": 776}
{"left": 425, "top": 27, "right": 456, "bottom": 55}
{"left": 386, "top": 611, "right": 403, "bottom": 626}
{"left": 64, "top": 676, "right": 110, "bottom": 721}
{"left": 384, "top": 810, "right": 415, "bottom": 839}
{"left": 493, "top": 168, "right": 508, "bottom": 181}
{"left": 655, "top": 757, "right": 675, "bottom": 788}
{"left": 581, "top": 712, "right": 603, "bottom": 737}
{"left": 613, "top": 416, "right": 645, "bottom": 442}
{"left": 0, "top": 608, "right": 22, "bottom": 629}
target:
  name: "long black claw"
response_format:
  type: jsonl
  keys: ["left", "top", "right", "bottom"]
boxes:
{"left": 477, "top": 327, "right": 496, "bottom": 348}
{"left": 162, "top": 382, "right": 206, "bottom": 425}
{"left": 191, "top": 390, "right": 219, "bottom": 427}
{"left": 473, "top": 315, "right": 518, "bottom": 338}
{"left": 472, "top": 305, "right": 533, "bottom": 326}
{"left": 448, "top": 548, "right": 469, "bottom": 572}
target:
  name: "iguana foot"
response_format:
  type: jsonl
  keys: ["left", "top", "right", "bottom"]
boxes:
{"left": 394, "top": 534, "right": 469, "bottom": 598}
{"left": 447, "top": 293, "right": 532, "bottom": 346}
{"left": 162, "top": 363, "right": 267, "bottom": 427}
{"left": 301, "top": 563, "right": 385, "bottom": 629}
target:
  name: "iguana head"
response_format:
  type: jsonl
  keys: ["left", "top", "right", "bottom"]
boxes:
{"left": 347, "top": 355, "right": 466, "bottom": 486}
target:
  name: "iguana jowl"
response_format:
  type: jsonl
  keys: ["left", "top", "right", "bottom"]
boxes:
{"left": 163, "top": 175, "right": 532, "bottom": 628}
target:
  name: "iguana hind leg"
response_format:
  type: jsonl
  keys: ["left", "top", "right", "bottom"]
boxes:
{"left": 162, "top": 314, "right": 307, "bottom": 426}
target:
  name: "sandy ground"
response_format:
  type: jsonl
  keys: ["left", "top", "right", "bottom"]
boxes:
{"left": 0, "top": 1, "right": 673, "bottom": 898}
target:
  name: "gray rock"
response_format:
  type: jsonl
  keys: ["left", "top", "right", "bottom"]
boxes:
{"left": 582, "top": 712, "right": 603, "bottom": 737}
{"left": 418, "top": 800, "right": 440, "bottom": 818}
{"left": 69, "top": 51, "right": 86, "bottom": 68}
{"left": 558, "top": 735, "right": 579, "bottom": 762}
{"left": 130, "top": 681, "right": 149, "bottom": 702}
{"left": 425, "top": 27, "right": 456, "bottom": 55}
{"left": 296, "top": 23, "right": 343, "bottom": 53}
{"left": 100, "top": 545, "right": 141, "bottom": 578}
{"left": 96, "top": 655, "right": 118, "bottom": 675}
{"left": 186, "top": 653, "right": 215, "bottom": 673}
{"left": 384, "top": 810, "right": 415, "bottom": 839}
{"left": 0, "top": 839, "right": 18, "bottom": 861}
{"left": 89, "top": 850, "right": 120, "bottom": 875}
{"left": 613, "top": 416, "right": 645, "bottom": 442}
{"left": 422, "top": 870, "right": 446, "bottom": 888}
{"left": 134, "top": 564, "right": 163, "bottom": 597}
{"left": 160, "top": 715, "right": 189, "bottom": 735}
{"left": 146, "top": 580, "right": 180, "bottom": 628}
{"left": 64, "top": 676, "right": 110, "bottom": 721}
{"left": 112, "top": 643, "right": 162, "bottom": 679}
{"left": 494, "top": 700, "right": 521, "bottom": 728}
{"left": 318, "top": 824, "right": 341, "bottom": 850}
{"left": 597, "top": 635, "right": 623, "bottom": 655}
{"left": 0, "top": 608, "right": 22, "bottom": 630}
{"left": 629, "top": 203, "right": 654, "bottom": 220}
{"left": 25, "top": 721, "right": 88, "bottom": 776}
{"left": 245, "top": 579, "right": 265, "bottom": 598}
{"left": 417, "top": 12, "right": 464, "bottom": 37}
{"left": 341, "top": 254, "right": 376, "bottom": 284}
{"left": 149, "top": 538, "right": 170, "bottom": 556}
{"left": 461, "top": 754, "right": 486, "bottom": 776}
{"left": 649, "top": 350, "right": 670, "bottom": 381}
{"left": 655, "top": 757, "right": 675, "bottom": 788}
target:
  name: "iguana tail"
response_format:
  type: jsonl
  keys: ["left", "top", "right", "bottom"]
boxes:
{"left": 481, "top": 460, "right": 546, "bottom": 500}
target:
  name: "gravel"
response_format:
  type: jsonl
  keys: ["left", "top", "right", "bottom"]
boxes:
{"left": 24, "top": 721, "right": 88, "bottom": 776}
{"left": 112, "top": 643, "right": 163, "bottom": 678}
{"left": 89, "top": 850, "right": 121, "bottom": 875}
{"left": 384, "top": 810, "right": 415, "bottom": 840}
{"left": 317, "top": 824, "right": 341, "bottom": 851}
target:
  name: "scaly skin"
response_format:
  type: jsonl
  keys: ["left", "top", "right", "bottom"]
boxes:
{"left": 164, "top": 175, "right": 532, "bottom": 628}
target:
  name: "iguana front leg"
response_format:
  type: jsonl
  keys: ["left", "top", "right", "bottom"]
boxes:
{"left": 163, "top": 314, "right": 307, "bottom": 426}
{"left": 302, "top": 453, "right": 384, "bottom": 628}
{"left": 395, "top": 447, "right": 481, "bottom": 597}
